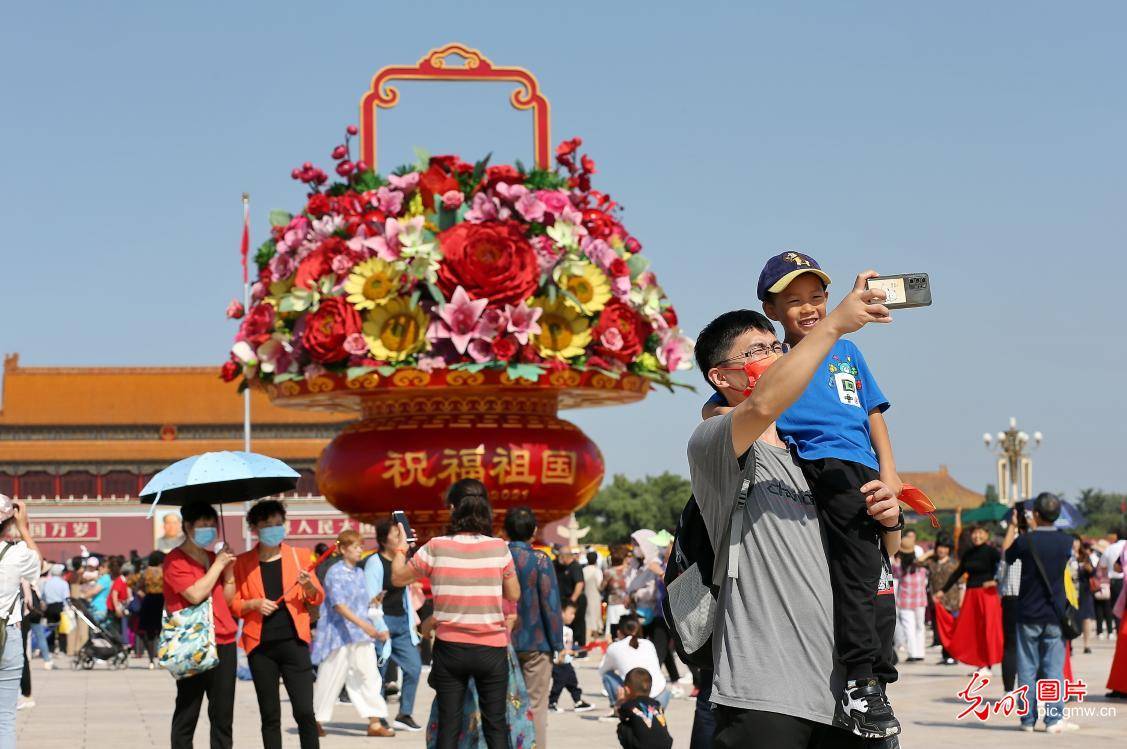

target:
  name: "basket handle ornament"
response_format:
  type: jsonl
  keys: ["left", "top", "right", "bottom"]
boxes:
{"left": 360, "top": 43, "right": 552, "bottom": 173}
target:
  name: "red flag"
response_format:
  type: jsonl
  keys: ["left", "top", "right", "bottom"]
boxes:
{"left": 900, "top": 484, "right": 941, "bottom": 529}
{"left": 240, "top": 197, "right": 250, "bottom": 284}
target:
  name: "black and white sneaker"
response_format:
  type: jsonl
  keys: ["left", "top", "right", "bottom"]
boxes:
{"left": 549, "top": 703, "right": 564, "bottom": 713}
{"left": 573, "top": 700, "right": 595, "bottom": 712}
{"left": 833, "top": 679, "right": 901, "bottom": 739}
{"left": 392, "top": 715, "right": 422, "bottom": 732}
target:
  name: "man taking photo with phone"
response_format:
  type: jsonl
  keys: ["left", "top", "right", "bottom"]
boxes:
{"left": 688, "top": 272, "right": 904, "bottom": 748}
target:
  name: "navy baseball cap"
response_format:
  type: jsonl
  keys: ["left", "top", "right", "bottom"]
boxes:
{"left": 756, "top": 251, "right": 832, "bottom": 301}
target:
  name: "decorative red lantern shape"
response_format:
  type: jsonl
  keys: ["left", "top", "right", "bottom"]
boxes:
{"left": 267, "top": 368, "right": 647, "bottom": 538}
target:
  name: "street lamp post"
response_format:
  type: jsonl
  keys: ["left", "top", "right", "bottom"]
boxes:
{"left": 982, "top": 417, "right": 1042, "bottom": 506}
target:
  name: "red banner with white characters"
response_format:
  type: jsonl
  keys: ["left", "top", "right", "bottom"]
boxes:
{"left": 28, "top": 519, "right": 101, "bottom": 541}
{"left": 244, "top": 516, "right": 375, "bottom": 541}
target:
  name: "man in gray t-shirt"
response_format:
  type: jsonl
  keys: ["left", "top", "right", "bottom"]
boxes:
{"left": 686, "top": 273, "right": 903, "bottom": 749}
{"left": 689, "top": 415, "right": 838, "bottom": 724}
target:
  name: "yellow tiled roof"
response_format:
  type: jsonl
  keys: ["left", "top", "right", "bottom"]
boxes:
{"left": 901, "top": 466, "right": 985, "bottom": 510}
{"left": 0, "top": 354, "right": 352, "bottom": 426}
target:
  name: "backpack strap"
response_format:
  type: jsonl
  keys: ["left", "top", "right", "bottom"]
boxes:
{"left": 727, "top": 476, "right": 752, "bottom": 580}
{"left": 718, "top": 444, "right": 759, "bottom": 584}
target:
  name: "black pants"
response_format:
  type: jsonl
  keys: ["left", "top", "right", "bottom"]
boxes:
{"left": 549, "top": 662, "right": 581, "bottom": 704}
{"left": 20, "top": 619, "right": 30, "bottom": 698}
{"left": 430, "top": 640, "right": 509, "bottom": 749}
{"left": 1001, "top": 595, "right": 1019, "bottom": 692}
{"left": 713, "top": 706, "right": 867, "bottom": 749}
{"left": 1110, "top": 579, "right": 1124, "bottom": 635}
{"left": 573, "top": 598, "right": 588, "bottom": 648}
{"left": 1095, "top": 593, "right": 1115, "bottom": 637}
{"left": 248, "top": 638, "right": 319, "bottom": 749}
{"left": 139, "top": 630, "right": 159, "bottom": 663}
{"left": 645, "top": 616, "right": 681, "bottom": 682}
{"left": 689, "top": 669, "right": 715, "bottom": 749}
{"left": 171, "top": 641, "right": 236, "bottom": 749}
{"left": 874, "top": 589, "right": 898, "bottom": 686}
{"left": 802, "top": 457, "right": 882, "bottom": 682}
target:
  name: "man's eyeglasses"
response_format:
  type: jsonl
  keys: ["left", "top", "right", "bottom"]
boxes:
{"left": 716, "top": 342, "right": 790, "bottom": 366}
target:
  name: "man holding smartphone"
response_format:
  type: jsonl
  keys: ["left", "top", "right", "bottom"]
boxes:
{"left": 688, "top": 273, "right": 904, "bottom": 747}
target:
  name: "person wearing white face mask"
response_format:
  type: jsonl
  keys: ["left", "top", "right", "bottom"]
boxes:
{"left": 162, "top": 501, "right": 237, "bottom": 749}
{"left": 231, "top": 499, "right": 325, "bottom": 749}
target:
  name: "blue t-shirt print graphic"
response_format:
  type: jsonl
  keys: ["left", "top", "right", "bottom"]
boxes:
{"left": 776, "top": 339, "right": 889, "bottom": 471}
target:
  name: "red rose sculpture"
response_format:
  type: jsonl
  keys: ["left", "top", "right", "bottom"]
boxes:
{"left": 301, "top": 297, "right": 362, "bottom": 363}
{"left": 436, "top": 220, "right": 539, "bottom": 307}
{"left": 306, "top": 193, "right": 332, "bottom": 217}
{"left": 295, "top": 238, "right": 346, "bottom": 289}
{"left": 483, "top": 164, "right": 522, "bottom": 190}
{"left": 239, "top": 303, "right": 276, "bottom": 347}
{"left": 219, "top": 360, "right": 241, "bottom": 382}
{"left": 582, "top": 209, "right": 616, "bottom": 239}
{"left": 591, "top": 301, "right": 651, "bottom": 363}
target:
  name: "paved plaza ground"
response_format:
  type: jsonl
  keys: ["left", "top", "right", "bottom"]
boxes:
{"left": 13, "top": 638, "right": 1123, "bottom": 748}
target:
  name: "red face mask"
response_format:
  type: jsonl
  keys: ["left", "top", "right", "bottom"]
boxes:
{"left": 720, "top": 354, "right": 780, "bottom": 397}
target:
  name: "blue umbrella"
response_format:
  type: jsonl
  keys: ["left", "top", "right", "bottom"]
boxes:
{"left": 140, "top": 451, "right": 300, "bottom": 515}
{"left": 1053, "top": 500, "right": 1085, "bottom": 530}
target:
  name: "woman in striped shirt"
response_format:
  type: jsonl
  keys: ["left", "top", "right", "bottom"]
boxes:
{"left": 390, "top": 479, "right": 520, "bottom": 749}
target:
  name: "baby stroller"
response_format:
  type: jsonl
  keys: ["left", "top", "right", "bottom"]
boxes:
{"left": 68, "top": 597, "right": 129, "bottom": 670}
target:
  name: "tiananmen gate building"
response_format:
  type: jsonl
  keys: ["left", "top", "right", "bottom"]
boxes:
{"left": 0, "top": 353, "right": 988, "bottom": 560}
{"left": 0, "top": 353, "right": 358, "bottom": 559}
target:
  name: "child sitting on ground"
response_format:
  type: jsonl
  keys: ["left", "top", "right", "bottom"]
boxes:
{"left": 616, "top": 667, "right": 673, "bottom": 749}
{"left": 549, "top": 601, "right": 595, "bottom": 713}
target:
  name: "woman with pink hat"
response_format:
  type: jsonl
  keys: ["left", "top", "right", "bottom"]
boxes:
{"left": 0, "top": 494, "right": 42, "bottom": 748}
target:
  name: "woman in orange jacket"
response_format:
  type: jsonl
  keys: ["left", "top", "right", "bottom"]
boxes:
{"left": 232, "top": 500, "right": 325, "bottom": 749}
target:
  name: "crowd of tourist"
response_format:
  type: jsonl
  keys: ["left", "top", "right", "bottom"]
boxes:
{"left": 0, "top": 486, "right": 694, "bottom": 748}
{"left": 1, "top": 475, "right": 1125, "bottom": 749}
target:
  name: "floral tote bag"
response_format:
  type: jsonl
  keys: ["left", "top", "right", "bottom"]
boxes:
{"left": 157, "top": 599, "right": 218, "bottom": 680}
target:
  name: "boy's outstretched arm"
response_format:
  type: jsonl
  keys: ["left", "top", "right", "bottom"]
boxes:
{"left": 869, "top": 410, "right": 902, "bottom": 498}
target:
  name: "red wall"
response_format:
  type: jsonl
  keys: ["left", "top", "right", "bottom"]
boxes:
{"left": 34, "top": 513, "right": 250, "bottom": 562}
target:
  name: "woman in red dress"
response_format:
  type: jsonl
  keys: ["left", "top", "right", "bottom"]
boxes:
{"left": 1106, "top": 543, "right": 1127, "bottom": 699}
{"left": 933, "top": 525, "right": 1004, "bottom": 674}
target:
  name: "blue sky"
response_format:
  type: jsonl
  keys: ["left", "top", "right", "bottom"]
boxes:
{"left": 2, "top": 2, "right": 1125, "bottom": 499}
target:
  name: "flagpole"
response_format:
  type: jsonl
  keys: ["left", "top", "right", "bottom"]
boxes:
{"left": 242, "top": 192, "right": 252, "bottom": 454}
{"left": 242, "top": 192, "right": 253, "bottom": 553}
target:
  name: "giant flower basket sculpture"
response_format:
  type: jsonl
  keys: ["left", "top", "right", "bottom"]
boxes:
{"left": 225, "top": 45, "right": 693, "bottom": 538}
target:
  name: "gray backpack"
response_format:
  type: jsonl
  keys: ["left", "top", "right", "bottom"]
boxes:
{"left": 663, "top": 447, "right": 756, "bottom": 667}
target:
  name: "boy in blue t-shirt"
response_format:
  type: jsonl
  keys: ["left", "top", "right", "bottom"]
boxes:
{"left": 704, "top": 251, "right": 904, "bottom": 740}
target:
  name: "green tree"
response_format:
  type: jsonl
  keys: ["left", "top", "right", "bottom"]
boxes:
{"left": 1075, "top": 488, "right": 1127, "bottom": 537}
{"left": 575, "top": 472, "right": 691, "bottom": 544}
